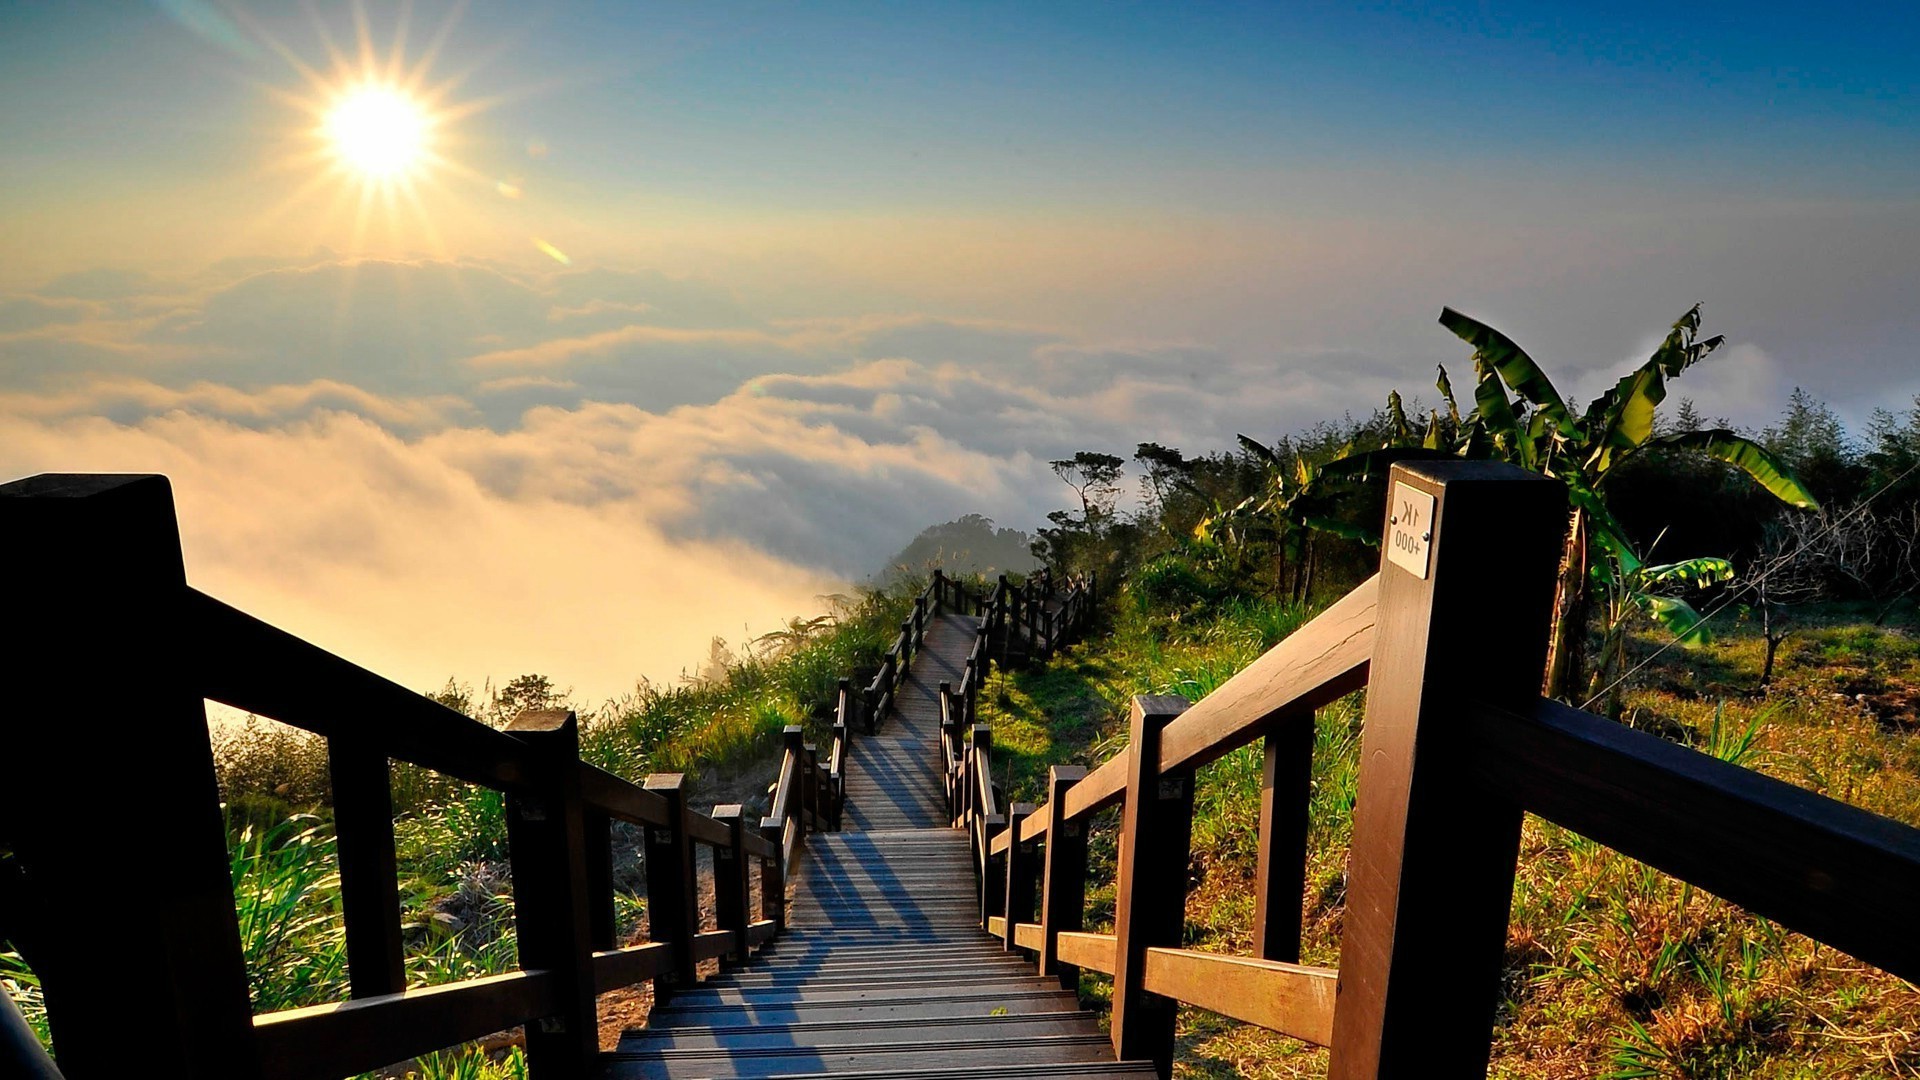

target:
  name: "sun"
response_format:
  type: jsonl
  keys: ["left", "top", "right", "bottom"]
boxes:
{"left": 323, "top": 84, "right": 431, "bottom": 181}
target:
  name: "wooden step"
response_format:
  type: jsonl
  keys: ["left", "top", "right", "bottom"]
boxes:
{"left": 647, "top": 988, "right": 1084, "bottom": 1026}
{"left": 625, "top": 1010, "right": 1102, "bottom": 1050}
{"left": 603, "top": 1032, "right": 1120, "bottom": 1078}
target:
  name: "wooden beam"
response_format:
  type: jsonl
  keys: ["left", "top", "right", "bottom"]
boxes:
{"left": 1140, "top": 949, "right": 1336, "bottom": 1047}
{"left": 592, "top": 943, "right": 672, "bottom": 993}
{"left": 1003, "top": 802, "right": 1040, "bottom": 954}
{"left": 644, "top": 773, "right": 701, "bottom": 1000}
{"left": 328, "top": 739, "right": 406, "bottom": 998}
{"left": 1328, "top": 461, "right": 1565, "bottom": 1080}
{"left": 254, "top": 971, "right": 561, "bottom": 1080}
{"left": 1471, "top": 695, "right": 1920, "bottom": 984}
{"left": 1155, "top": 577, "right": 1375, "bottom": 776}
{"left": 1056, "top": 931, "right": 1116, "bottom": 975}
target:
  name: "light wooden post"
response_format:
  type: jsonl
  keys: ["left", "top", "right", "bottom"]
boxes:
{"left": 1110, "top": 694, "right": 1193, "bottom": 1078}
{"left": 758, "top": 819, "right": 786, "bottom": 931}
{"left": 1037, "top": 765, "right": 1091, "bottom": 989}
{"left": 972, "top": 724, "right": 1002, "bottom": 925}
{"left": 1327, "top": 461, "right": 1565, "bottom": 1079}
{"left": 505, "top": 709, "right": 599, "bottom": 1077}
{"left": 643, "top": 773, "right": 701, "bottom": 999}
{"left": 711, "top": 805, "right": 750, "bottom": 964}
{"left": 1, "top": 475, "right": 261, "bottom": 1079}
{"left": 1252, "top": 708, "right": 1315, "bottom": 962}
{"left": 1002, "top": 803, "right": 1039, "bottom": 953}
{"left": 329, "top": 738, "right": 407, "bottom": 997}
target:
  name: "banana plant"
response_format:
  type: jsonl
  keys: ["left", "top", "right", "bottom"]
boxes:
{"left": 1437, "top": 304, "right": 1817, "bottom": 700}
{"left": 1207, "top": 304, "right": 1819, "bottom": 701}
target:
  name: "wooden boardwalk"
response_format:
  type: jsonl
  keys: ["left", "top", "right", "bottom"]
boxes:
{"left": 611, "top": 611, "right": 1151, "bottom": 1078}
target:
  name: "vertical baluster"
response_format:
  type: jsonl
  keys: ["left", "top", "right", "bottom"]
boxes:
{"left": 1253, "top": 709, "right": 1315, "bottom": 963}
{"left": 329, "top": 738, "right": 407, "bottom": 998}
{"left": 1110, "top": 694, "right": 1194, "bottom": 1078}
{"left": 1002, "top": 803, "right": 1039, "bottom": 953}
{"left": 711, "top": 805, "right": 750, "bottom": 965}
{"left": 1038, "top": 765, "right": 1090, "bottom": 989}
{"left": 758, "top": 819, "right": 786, "bottom": 932}
{"left": 1328, "top": 461, "right": 1565, "bottom": 1078}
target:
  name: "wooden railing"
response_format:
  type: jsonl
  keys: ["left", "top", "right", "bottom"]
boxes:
{"left": 0, "top": 474, "right": 802, "bottom": 1080}
{"left": 967, "top": 460, "right": 1920, "bottom": 1079}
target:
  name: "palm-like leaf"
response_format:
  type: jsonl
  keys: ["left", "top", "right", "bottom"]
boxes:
{"left": 1438, "top": 307, "right": 1577, "bottom": 435}
{"left": 1644, "top": 430, "right": 1820, "bottom": 510}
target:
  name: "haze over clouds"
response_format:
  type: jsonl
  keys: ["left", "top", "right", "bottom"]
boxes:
{"left": 3, "top": 2, "right": 1916, "bottom": 702}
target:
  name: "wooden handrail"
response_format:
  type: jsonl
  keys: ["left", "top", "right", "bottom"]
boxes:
{"left": 3, "top": 474, "right": 801, "bottom": 1080}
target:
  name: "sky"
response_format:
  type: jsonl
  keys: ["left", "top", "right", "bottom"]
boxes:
{"left": 2, "top": 1, "right": 1916, "bottom": 705}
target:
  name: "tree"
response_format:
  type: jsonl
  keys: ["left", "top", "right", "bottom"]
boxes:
{"left": 1049, "top": 452, "right": 1125, "bottom": 523}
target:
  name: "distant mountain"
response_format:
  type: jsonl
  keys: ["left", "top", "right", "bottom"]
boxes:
{"left": 875, "top": 514, "right": 1041, "bottom": 583}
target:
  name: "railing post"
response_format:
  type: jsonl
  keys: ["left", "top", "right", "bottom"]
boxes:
{"left": 1038, "top": 765, "right": 1090, "bottom": 989}
{"left": 758, "top": 819, "right": 787, "bottom": 931}
{"left": 1253, "top": 708, "right": 1315, "bottom": 963}
{"left": 711, "top": 805, "right": 750, "bottom": 964}
{"left": 996, "top": 575, "right": 1011, "bottom": 666}
{"left": 1002, "top": 803, "right": 1039, "bottom": 953}
{"left": 932, "top": 568, "right": 946, "bottom": 614}
{"left": 643, "top": 773, "right": 701, "bottom": 1000}
{"left": 1328, "top": 460, "right": 1566, "bottom": 1079}
{"left": 972, "top": 724, "right": 1003, "bottom": 926}
{"left": 1111, "top": 694, "right": 1194, "bottom": 1079}
{"left": 1, "top": 475, "right": 260, "bottom": 1079}
{"left": 1043, "top": 607, "right": 1056, "bottom": 659}
{"left": 804, "top": 740, "right": 822, "bottom": 832}
{"left": 328, "top": 738, "right": 407, "bottom": 997}
{"left": 504, "top": 709, "right": 599, "bottom": 1077}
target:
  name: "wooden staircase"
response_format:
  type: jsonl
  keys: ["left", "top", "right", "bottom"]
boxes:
{"left": 609, "top": 608, "right": 1149, "bottom": 1079}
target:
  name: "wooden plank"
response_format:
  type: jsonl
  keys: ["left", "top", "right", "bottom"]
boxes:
{"left": 1328, "top": 461, "right": 1565, "bottom": 1080}
{"left": 1013, "top": 922, "right": 1044, "bottom": 952}
{"left": 987, "top": 916, "right": 1008, "bottom": 939}
{"left": 579, "top": 764, "right": 670, "bottom": 827}
{"left": 328, "top": 739, "right": 406, "bottom": 997}
{"left": 1155, "top": 577, "right": 1375, "bottom": 776}
{"left": 254, "top": 971, "right": 561, "bottom": 1080}
{"left": 503, "top": 709, "right": 598, "bottom": 1074}
{"left": 1253, "top": 711, "right": 1315, "bottom": 963}
{"left": 186, "top": 589, "right": 530, "bottom": 792}
{"left": 1140, "top": 949, "right": 1336, "bottom": 1047}
{"left": 742, "top": 830, "right": 776, "bottom": 862}
{"left": 1470, "top": 695, "right": 1920, "bottom": 984}
{"left": 1061, "top": 755, "right": 1126, "bottom": 820}
{"left": 1111, "top": 694, "right": 1194, "bottom": 1077}
{"left": 594, "top": 943, "right": 673, "bottom": 993}
{"left": 990, "top": 825, "right": 1012, "bottom": 855}
{"left": 1038, "top": 765, "right": 1090, "bottom": 989}
{"left": 685, "top": 811, "right": 731, "bottom": 849}
{"left": 691, "top": 929, "right": 736, "bottom": 963}
{"left": 1021, "top": 803, "right": 1051, "bottom": 842}
{"left": 747, "top": 919, "right": 778, "bottom": 947}
{"left": 1057, "top": 931, "right": 1116, "bottom": 975}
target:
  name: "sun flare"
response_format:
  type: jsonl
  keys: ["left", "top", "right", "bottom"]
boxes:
{"left": 323, "top": 85, "right": 430, "bottom": 180}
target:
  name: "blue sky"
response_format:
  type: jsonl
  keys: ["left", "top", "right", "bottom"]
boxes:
{"left": 2, "top": 0, "right": 1915, "bottom": 700}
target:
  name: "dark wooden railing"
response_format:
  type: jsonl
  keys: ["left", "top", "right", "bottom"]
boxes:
{"left": 969, "top": 460, "right": 1920, "bottom": 1078}
{"left": 0, "top": 474, "right": 815, "bottom": 1080}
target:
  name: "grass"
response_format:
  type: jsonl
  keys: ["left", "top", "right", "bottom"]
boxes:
{"left": 976, "top": 580, "right": 1920, "bottom": 1078}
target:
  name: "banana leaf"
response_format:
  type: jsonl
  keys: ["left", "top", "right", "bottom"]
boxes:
{"left": 1634, "top": 594, "right": 1715, "bottom": 645}
{"left": 1436, "top": 364, "right": 1463, "bottom": 426}
{"left": 1644, "top": 429, "right": 1820, "bottom": 510}
{"left": 1472, "top": 369, "right": 1535, "bottom": 468}
{"left": 1236, "top": 434, "right": 1283, "bottom": 467}
{"left": 1439, "top": 307, "right": 1578, "bottom": 435}
{"left": 1387, "top": 390, "right": 1412, "bottom": 444}
{"left": 1631, "top": 556, "right": 1735, "bottom": 591}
